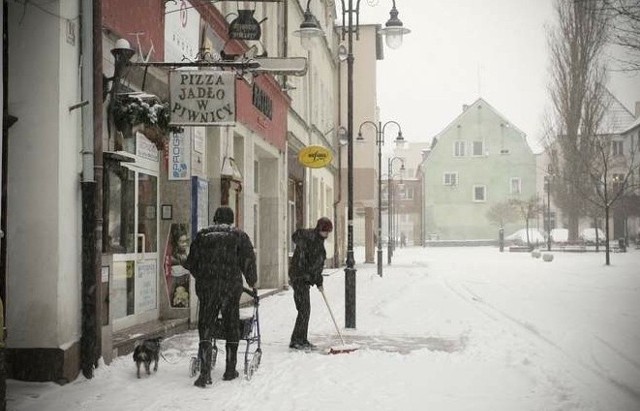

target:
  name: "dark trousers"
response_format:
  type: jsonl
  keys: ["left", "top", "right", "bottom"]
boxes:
{"left": 290, "top": 281, "right": 311, "bottom": 344}
{"left": 196, "top": 286, "right": 241, "bottom": 343}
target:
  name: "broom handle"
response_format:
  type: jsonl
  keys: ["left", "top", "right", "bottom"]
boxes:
{"left": 319, "top": 288, "right": 346, "bottom": 346}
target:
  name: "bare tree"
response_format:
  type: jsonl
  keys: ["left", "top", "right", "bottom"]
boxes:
{"left": 485, "top": 201, "right": 518, "bottom": 230}
{"left": 545, "top": 0, "right": 610, "bottom": 242}
{"left": 509, "top": 197, "right": 543, "bottom": 250}
{"left": 597, "top": 0, "right": 640, "bottom": 71}
{"left": 582, "top": 126, "right": 639, "bottom": 264}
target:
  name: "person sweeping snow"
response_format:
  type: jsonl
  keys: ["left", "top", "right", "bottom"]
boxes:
{"left": 288, "top": 217, "right": 333, "bottom": 350}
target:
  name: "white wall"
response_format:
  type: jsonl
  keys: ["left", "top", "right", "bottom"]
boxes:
{"left": 7, "top": 1, "right": 82, "bottom": 348}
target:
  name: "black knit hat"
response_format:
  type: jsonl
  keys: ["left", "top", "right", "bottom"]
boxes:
{"left": 213, "top": 206, "right": 234, "bottom": 224}
{"left": 315, "top": 217, "right": 333, "bottom": 232}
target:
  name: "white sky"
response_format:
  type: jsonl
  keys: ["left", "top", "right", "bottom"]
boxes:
{"left": 8, "top": 246, "right": 640, "bottom": 411}
{"left": 354, "top": 0, "right": 640, "bottom": 154}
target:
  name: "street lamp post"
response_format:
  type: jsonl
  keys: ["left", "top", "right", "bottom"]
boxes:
{"left": 545, "top": 175, "right": 551, "bottom": 251}
{"left": 357, "top": 121, "right": 404, "bottom": 277}
{"left": 294, "top": 0, "right": 409, "bottom": 328}
{"left": 388, "top": 156, "right": 405, "bottom": 264}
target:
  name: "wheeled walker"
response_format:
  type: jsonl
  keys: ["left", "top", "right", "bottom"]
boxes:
{"left": 190, "top": 288, "right": 262, "bottom": 380}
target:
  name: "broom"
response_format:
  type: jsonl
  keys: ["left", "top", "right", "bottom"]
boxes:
{"left": 319, "top": 288, "right": 359, "bottom": 354}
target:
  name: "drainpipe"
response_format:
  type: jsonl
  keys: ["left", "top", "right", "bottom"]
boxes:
{"left": 79, "top": 0, "right": 101, "bottom": 379}
{"left": 92, "top": 0, "right": 104, "bottom": 372}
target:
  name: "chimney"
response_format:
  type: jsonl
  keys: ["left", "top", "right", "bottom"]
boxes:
{"left": 462, "top": 104, "right": 469, "bottom": 112}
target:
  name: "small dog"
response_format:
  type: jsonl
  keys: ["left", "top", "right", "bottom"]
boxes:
{"left": 133, "top": 337, "right": 162, "bottom": 378}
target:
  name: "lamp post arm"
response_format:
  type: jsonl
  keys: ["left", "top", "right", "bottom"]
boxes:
{"left": 389, "top": 156, "right": 405, "bottom": 171}
{"left": 381, "top": 120, "right": 402, "bottom": 135}
{"left": 358, "top": 120, "right": 381, "bottom": 144}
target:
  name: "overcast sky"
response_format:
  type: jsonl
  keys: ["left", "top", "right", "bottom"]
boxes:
{"left": 353, "top": 0, "right": 640, "bottom": 154}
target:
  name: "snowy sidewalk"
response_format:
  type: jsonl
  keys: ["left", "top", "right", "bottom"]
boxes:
{"left": 7, "top": 246, "right": 640, "bottom": 411}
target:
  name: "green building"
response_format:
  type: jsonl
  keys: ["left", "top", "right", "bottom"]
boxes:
{"left": 422, "top": 98, "right": 537, "bottom": 241}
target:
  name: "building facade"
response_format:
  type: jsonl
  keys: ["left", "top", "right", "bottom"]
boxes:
{"left": 286, "top": 0, "right": 339, "bottom": 265}
{"left": 2, "top": 0, "right": 322, "bottom": 382}
{"left": 538, "top": 94, "right": 640, "bottom": 244}
{"left": 422, "top": 98, "right": 537, "bottom": 241}
{"left": 338, "top": 24, "right": 383, "bottom": 260}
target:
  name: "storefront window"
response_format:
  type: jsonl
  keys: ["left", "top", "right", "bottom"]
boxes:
{"left": 138, "top": 173, "right": 158, "bottom": 253}
{"left": 105, "top": 165, "right": 135, "bottom": 253}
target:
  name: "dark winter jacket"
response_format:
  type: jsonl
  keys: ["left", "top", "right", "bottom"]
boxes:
{"left": 184, "top": 224, "right": 257, "bottom": 294}
{"left": 289, "top": 228, "right": 326, "bottom": 287}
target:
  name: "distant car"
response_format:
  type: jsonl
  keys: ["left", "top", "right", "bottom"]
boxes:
{"left": 579, "top": 228, "right": 607, "bottom": 245}
{"left": 550, "top": 228, "right": 569, "bottom": 244}
{"left": 505, "top": 228, "right": 546, "bottom": 246}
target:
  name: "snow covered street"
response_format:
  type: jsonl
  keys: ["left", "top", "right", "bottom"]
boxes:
{"left": 8, "top": 246, "right": 640, "bottom": 411}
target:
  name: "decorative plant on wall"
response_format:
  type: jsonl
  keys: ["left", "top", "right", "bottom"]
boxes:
{"left": 113, "top": 93, "right": 183, "bottom": 151}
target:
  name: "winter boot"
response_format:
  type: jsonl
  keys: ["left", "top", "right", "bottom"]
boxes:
{"left": 222, "top": 342, "right": 239, "bottom": 381}
{"left": 194, "top": 341, "right": 212, "bottom": 388}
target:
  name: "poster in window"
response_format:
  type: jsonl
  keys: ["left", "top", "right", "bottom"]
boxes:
{"left": 135, "top": 259, "right": 157, "bottom": 313}
{"left": 163, "top": 223, "right": 191, "bottom": 308}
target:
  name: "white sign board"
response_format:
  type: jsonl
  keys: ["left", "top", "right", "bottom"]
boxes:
{"left": 135, "top": 259, "right": 157, "bottom": 313}
{"left": 169, "top": 70, "right": 236, "bottom": 126}
{"left": 136, "top": 132, "right": 159, "bottom": 162}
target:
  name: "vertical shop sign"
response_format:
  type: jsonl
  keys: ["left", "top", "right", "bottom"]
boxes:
{"left": 168, "top": 131, "right": 191, "bottom": 180}
{"left": 165, "top": 0, "right": 200, "bottom": 62}
{"left": 191, "top": 127, "right": 206, "bottom": 177}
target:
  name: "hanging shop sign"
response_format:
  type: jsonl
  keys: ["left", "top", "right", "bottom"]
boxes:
{"left": 169, "top": 70, "right": 236, "bottom": 126}
{"left": 229, "top": 10, "right": 263, "bottom": 41}
{"left": 298, "top": 145, "right": 333, "bottom": 168}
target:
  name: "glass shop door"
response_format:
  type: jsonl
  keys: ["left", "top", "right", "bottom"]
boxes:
{"left": 108, "top": 162, "right": 159, "bottom": 331}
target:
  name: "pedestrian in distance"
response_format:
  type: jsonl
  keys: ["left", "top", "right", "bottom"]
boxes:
{"left": 184, "top": 206, "right": 257, "bottom": 388}
{"left": 289, "top": 217, "right": 333, "bottom": 350}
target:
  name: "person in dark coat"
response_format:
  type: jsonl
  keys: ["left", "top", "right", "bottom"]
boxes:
{"left": 289, "top": 217, "right": 333, "bottom": 350}
{"left": 184, "top": 206, "right": 257, "bottom": 387}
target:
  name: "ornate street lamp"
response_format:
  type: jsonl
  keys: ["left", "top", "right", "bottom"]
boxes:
{"left": 357, "top": 121, "right": 404, "bottom": 277}
{"left": 388, "top": 156, "right": 405, "bottom": 263}
{"left": 295, "top": 0, "right": 409, "bottom": 328}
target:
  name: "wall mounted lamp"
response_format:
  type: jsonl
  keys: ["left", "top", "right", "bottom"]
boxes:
{"left": 293, "top": 0, "right": 324, "bottom": 50}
